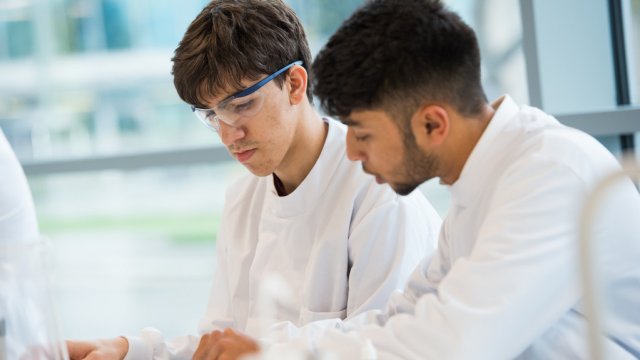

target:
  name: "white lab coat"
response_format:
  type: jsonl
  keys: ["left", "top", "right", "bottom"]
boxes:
{"left": 262, "top": 95, "right": 640, "bottom": 359}
{"left": 0, "top": 128, "right": 38, "bottom": 243}
{"left": 124, "top": 118, "right": 442, "bottom": 359}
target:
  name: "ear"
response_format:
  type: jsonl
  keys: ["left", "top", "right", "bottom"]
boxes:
{"left": 287, "top": 65, "right": 308, "bottom": 105}
{"left": 410, "top": 104, "right": 449, "bottom": 150}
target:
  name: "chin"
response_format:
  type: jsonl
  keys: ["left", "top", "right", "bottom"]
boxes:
{"left": 243, "top": 163, "right": 273, "bottom": 177}
{"left": 248, "top": 169, "right": 273, "bottom": 178}
{"left": 390, "top": 182, "right": 419, "bottom": 196}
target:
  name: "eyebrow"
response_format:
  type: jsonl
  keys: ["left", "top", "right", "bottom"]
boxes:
{"left": 339, "top": 117, "right": 362, "bottom": 127}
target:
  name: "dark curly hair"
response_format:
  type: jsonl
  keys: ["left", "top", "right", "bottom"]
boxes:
{"left": 312, "top": 0, "right": 486, "bottom": 124}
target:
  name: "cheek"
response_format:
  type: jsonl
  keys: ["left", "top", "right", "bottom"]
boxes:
{"left": 262, "top": 95, "right": 288, "bottom": 128}
{"left": 382, "top": 140, "right": 406, "bottom": 169}
{"left": 249, "top": 103, "right": 286, "bottom": 142}
{"left": 258, "top": 112, "right": 294, "bottom": 158}
{"left": 268, "top": 101, "right": 296, "bottom": 139}
{"left": 252, "top": 90, "right": 297, "bottom": 156}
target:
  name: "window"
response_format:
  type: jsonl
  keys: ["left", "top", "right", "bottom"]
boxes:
{"left": 36, "top": 164, "right": 237, "bottom": 338}
{"left": 627, "top": 0, "right": 640, "bottom": 105}
{"left": 521, "top": 0, "right": 640, "bottom": 158}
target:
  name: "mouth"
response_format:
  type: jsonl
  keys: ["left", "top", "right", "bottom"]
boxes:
{"left": 234, "top": 148, "right": 257, "bottom": 163}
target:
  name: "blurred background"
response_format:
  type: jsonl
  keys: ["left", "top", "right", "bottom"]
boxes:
{"left": 0, "top": 0, "right": 638, "bottom": 341}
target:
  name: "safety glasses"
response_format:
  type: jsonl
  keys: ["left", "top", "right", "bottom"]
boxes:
{"left": 191, "top": 60, "right": 303, "bottom": 132}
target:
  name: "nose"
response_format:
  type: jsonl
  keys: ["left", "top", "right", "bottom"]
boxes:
{"left": 218, "top": 121, "right": 246, "bottom": 146}
{"left": 345, "top": 127, "right": 366, "bottom": 162}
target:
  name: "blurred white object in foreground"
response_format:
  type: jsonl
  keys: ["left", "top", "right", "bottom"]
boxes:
{"left": 0, "top": 238, "right": 68, "bottom": 360}
{"left": 579, "top": 157, "right": 640, "bottom": 360}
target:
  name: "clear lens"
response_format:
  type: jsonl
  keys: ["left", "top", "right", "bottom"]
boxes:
{"left": 193, "top": 90, "right": 266, "bottom": 133}
{"left": 193, "top": 108, "right": 220, "bottom": 132}
{"left": 216, "top": 91, "right": 265, "bottom": 125}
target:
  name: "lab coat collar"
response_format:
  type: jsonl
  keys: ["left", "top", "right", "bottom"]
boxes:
{"left": 448, "top": 95, "right": 520, "bottom": 207}
{"left": 265, "top": 118, "right": 343, "bottom": 218}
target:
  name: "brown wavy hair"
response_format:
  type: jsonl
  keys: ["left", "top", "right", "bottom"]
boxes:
{"left": 172, "top": 0, "right": 313, "bottom": 108}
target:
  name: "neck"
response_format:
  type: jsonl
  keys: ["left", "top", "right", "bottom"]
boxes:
{"left": 273, "top": 102, "right": 327, "bottom": 196}
{"left": 439, "top": 104, "right": 495, "bottom": 185}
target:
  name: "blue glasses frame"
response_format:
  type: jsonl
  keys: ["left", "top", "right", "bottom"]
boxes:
{"left": 231, "top": 60, "right": 303, "bottom": 99}
{"left": 190, "top": 60, "right": 303, "bottom": 114}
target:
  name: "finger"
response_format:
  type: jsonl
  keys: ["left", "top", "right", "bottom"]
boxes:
{"left": 210, "top": 330, "right": 224, "bottom": 342}
{"left": 215, "top": 338, "right": 253, "bottom": 360}
{"left": 218, "top": 353, "right": 233, "bottom": 360}
{"left": 208, "top": 342, "right": 225, "bottom": 360}
{"left": 194, "top": 331, "right": 225, "bottom": 360}
{"left": 198, "top": 333, "right": 211, "bottom": 347}
{"left": 66, "top": 340, "right": 92, "bottom": 359}
{"left": 216, "top": 338, "right": 234, "bottom": 350}
{"left": 222, "top": 328, "right": 236, "bottom": 337}
{"left": 193, "top": 334, "right": 211, "bottom": 360}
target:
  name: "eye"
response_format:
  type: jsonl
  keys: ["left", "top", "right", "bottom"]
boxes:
{"left": 203, "top": 110, "right": 217, "bottom": 121}
{"left": 230, "top": 99, "right": 255, "bottom": 113}
{"left": 355, "top": 134, "right": 370, "bottom": 142}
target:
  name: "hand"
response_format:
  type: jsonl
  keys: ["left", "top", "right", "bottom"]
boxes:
{"left": 192, "top": 328, "right": 259, "bottom": 360}
{"left": 66, "top": 337, "right": 129, "bottom": 360}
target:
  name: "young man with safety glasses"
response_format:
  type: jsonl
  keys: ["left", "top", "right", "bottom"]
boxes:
{"left": 66, "top": 1, "right": 441, "bottom": 359}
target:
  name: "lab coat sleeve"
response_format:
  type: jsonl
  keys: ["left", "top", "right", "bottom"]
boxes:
{"left": 267, "top": 154, "right": 587, "bottom": 359}
{"left": 345, "top": 190, "right": 439, "bottom": 318}
{"left": 382, "top": 220, "right": 451, "bottom": 319}
{"left": 124, "top": 215, "right": 235, "bottom": 360}
{"left": 197, "top": 215, "right": 237, "bottom": 332}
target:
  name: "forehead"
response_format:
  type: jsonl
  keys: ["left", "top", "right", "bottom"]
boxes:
{"left": 199, "top": 76, "right": 268, "bottom": 108}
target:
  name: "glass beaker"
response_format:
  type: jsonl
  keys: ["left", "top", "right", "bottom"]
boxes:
{"left": 0, "top": 237, "right": 68, "bottom": 360}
